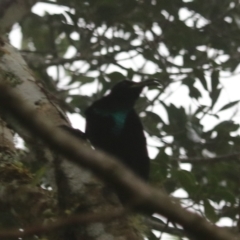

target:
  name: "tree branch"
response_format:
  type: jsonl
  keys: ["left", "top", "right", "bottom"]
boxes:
{"left": 0, "top": 209, "right": 125, "bottom": 239}
{"left": 0, "top": 83, "right": 238, "bottom": 240}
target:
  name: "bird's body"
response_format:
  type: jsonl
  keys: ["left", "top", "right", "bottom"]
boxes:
{"left": 85, "top": 80, "right": 156, "bottom": 180}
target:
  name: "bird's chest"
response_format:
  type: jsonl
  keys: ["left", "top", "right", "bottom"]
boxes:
{"left": 92, "top": 109, "right": 129, "bottom": 136}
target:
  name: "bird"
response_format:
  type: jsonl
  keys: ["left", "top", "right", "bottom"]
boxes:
{"left": 85, "top": 79, "right": 158, "bottom": 181}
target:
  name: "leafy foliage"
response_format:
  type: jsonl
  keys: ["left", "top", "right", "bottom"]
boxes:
{"left": 18, "top": 0, "right": 240, "bottom": 238}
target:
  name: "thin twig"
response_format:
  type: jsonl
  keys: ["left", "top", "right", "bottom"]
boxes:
{"left": 171, "top": 152, "right": 240, "bottom": 164}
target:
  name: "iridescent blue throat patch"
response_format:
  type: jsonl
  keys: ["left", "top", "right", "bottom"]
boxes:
{"left": 94, "top": 109, "right": 128, "bottom": 135}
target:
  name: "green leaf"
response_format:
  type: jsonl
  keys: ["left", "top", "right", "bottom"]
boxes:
{"left": 203, "top": 199, "right": 218, "bottom": 222}
{"left": 79, "top": 76, "right": 95, "bottom": 84}
{"left": 141, "top": 111, "right": 162, "bottom": 136}
{"left": 107, "top": 72, "right": 126, "bottom": 82}
{"left": 177, "top": 170, "right": 197, "bottom": 193}
{"left": 70, "top": 95, "right": 92, "bottom": 111}
{"left": 217, "top": 100, "right": 240, "bottom": 113}
{"left": 145, "top": 111, "right": 163, "bottom": 124}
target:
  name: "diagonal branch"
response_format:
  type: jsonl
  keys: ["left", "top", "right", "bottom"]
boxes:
{"left": 0, "top": 83, "right": 238, "bottom": 240}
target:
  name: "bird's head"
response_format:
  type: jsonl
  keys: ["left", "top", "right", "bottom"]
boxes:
{"left": 109, "top": 79, "right": 160, "bottom": 107}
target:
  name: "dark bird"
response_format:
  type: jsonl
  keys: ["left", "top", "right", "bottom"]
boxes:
{"left": 85, "top": 79, "right": 158, "bottom": 181}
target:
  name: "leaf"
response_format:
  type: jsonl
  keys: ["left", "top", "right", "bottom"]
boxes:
{"left": 189, "top": 85, "right": 201, "bottom": 99}
{"left": 155, "top": 148, "right": 170, "bottom": 164}
{"left": 182, "top": 77, "right": 202, "bottom": 99}
{"left": 146, "top": 230, "right": 159, "bottom": 240}
{"left": 182, "top": 77, "right": 194, "bottom": 86}
{"left": 194, "top": 69, "right": 208, "bottom": 90}
{"left": 163, "top": 104, "right": 187, "bottom": 130}
{"left": 203, "top": 199, "right": 218, "bottom": 222}
{"left": 177, "top": 170, "right": 197, "bottom": 193}
{"left": 186, "top": 123, "right": 202, "bottom": 143}
{"left": 141, "top": 111, "right": 163, "bottom": 136}
{"left": 145, "top": 111, "right": 163, "bottom": 124}
{"left": 79, "top": 76, "right": 95, "bottom": 84}
{"left": 107, "top": 72, "right": 126, "bottom": 82}
{"left": 150, "top": 149, "right": 169, "bottom": 182}
{"left": 127, "top": 68, "right": 135, "bottom": 79}
{"left": 70, "top": 95, "right": 92, "bottom": 111}
{"left": 217, "top": 100, "right": 240, "bottom": 113}
{"left": 213, "top": 120, "right": 239, "bottom": 132}
{"left": 211, "top": 70, "right": 220, "bottom": 92}
{"left": 210, "top": 87, "right": 222, "bottom": 108}
{"left": 193, "top": 105, "right": 208, "bottom": 116}
{"left": 210, "top": 70, "right": 221, "bottom": 108}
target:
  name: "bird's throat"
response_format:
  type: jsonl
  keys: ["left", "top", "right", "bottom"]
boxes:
{"left": 93, "top": 108, "right": 129, "bottom": 135}
{"left": 112, "top": 111, "right": 128, "bottom": 134}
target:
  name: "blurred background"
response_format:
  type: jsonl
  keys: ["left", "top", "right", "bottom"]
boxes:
{"left": 9, "top": 0, "right": 240, "bottom": 238}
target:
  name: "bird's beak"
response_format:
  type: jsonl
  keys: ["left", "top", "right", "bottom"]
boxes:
{"left": 130, "top": 79, "right": 161, "bottom": 89}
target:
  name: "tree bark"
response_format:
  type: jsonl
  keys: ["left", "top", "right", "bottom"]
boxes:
{"left": 0, "top": 37, "right": 142, "bottom": 240}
